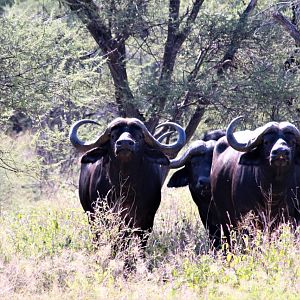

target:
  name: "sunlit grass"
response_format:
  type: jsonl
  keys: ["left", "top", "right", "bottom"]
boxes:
{"left": 0, "top": 182, "right": 299, "bottom": 299}
{"left": 0, "top": 134, "right": 299, "bottom": 299}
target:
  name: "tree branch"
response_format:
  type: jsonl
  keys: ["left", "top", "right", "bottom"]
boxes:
{"left": 148, "top": 0, "right": 204, "bottom": 129}
{"left": 273, "top": 11, "right": 300, "bottom": 46}
{"left": 159, "top": 0, "right": 180, "bottom": 83}
{"left": 63, "top": 0, "right": 143, "bottom": 119}
{"left": 217, "top": 0, "right": 258, "bottom": 75}
{"left": 64, "top": 0, "right": 112, "bottom": 50}
{"left": 185, "top": 105, "right": 205, "bottom": 143}
{"left": 171, "top": 47, "right": 209, "bottom": 121}
{"left": 179, "top": 0, "right": 205, "bottom": 44}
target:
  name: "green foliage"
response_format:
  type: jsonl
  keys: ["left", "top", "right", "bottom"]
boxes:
{"left": 0, "top": 0, "right": 13, "bottom": 14}
{"left": 0, "top": 0, "right": 116, "bottom": 188}
{"left": 0, "top": 133, "right": 41, "bottom": 208}
{"left": 104, "top": 0, "right": 300, "bottom": 126}
{"left": 96, "top": 0, "right": 149, "bottom": 38}
{"left": 1, "top": 0, "right": 300, "bottom": 129}
{"left": 0, "top": 206, "right": 91, "bottom": 259}
{"left": 0, "top": 0, "right": 111, "bottom": 124}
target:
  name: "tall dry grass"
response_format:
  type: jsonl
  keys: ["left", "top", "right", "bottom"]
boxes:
{"left": 0, "top": 133, "right": 299, "bottom": 299}
{"left": 0, "top": 184, "right": 299, "bottom": 299}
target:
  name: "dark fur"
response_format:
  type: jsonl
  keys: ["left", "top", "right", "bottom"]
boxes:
{"left": 210, "top": 125, "right": 300, "bottom": 248}
{"left": 79, "top": 122, "right": 170, "bottom": 248}
{"left": 167, "top": 130, "right": 225, "bottom": 243}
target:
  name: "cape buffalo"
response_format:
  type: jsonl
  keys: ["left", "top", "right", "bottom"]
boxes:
{"left": 210, "top": 116, "right": 300, "bottom": 248}
{"left": 70, "top": 117, "right": 186, "bottom": 248}
{"left": 202, "top": 129, "right": 226, "bottom": 142}
{"left": 167, "top": 130, "right": 225, "bottom": 242}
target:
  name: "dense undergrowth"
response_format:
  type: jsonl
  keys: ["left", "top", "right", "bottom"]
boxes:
{"left": 0, "top": 133, "right": 299, "bottom": 299}
{"left": 1, "top": 166, "right": 299, "bottom": 299}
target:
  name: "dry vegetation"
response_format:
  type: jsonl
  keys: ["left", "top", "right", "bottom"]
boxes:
{"left": 0, "top": 133, "right": 299, "bottom": 300}
{"left": 1, "top": 0, "right": 300, "bottom": 298}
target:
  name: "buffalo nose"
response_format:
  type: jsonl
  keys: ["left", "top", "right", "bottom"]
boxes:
{"left": 116, "top": 139, "right": 135, "bottom": 147}
{"left": 272, "top": 147, "right": 290, "bottom": 157}
{"left": 197, "top": 177, "right": 210, "bottom": 188}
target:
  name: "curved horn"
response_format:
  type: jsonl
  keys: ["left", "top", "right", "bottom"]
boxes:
{"left": 227, "top": 116, "right": 281, "bottom": 152}
{"left": 226, "top": 116, "right": 251, "bottom": 152}
{"left": 157, "top": 131, "right": 174, "bottom": 143}
{"left": 69, "top": 119, "right": 111, "bottom": 152}
{"left": 70, "top": 117, "right": 186, "bottom": 155}
{"left": 169, "top": 140, "right": 207, "bottom": 168}
{"left": 124, "top": 118, "right": 186, "bottom": 155}
{"left": 143, "top": 121, "right": 186, "bottom": 155}
{"left": 280, "top": 122, "right": 300, "bottom": 145}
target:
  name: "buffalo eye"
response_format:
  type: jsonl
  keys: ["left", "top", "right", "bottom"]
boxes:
{"left": 136, "top": 133, "right": 143, "bottom": 140}
{"left": 110, "top": 132, "right": 117, "bottom": 140}
{"left": 289, "top": 138, "right": 296, "bottom": 146}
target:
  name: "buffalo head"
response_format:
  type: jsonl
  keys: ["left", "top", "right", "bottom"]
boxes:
{"left": 226, "top": 116, "right": 300, "bottom": 169}
{"left": 202, "top": 129, "right": 226, "bottom": 142}
{"left": 167, "top": 131, "right": 225, "bottom": 238}
{"left": 69, "top": 117, "right": 186, "bottom": 166}
{"left": 168, "top": 140, "right": 217, "bottom": 194}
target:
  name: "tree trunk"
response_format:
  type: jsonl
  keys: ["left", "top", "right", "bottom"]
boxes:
{"left": 273, "top": 11, "right": 300, "bottom": 46}
{"left": 64, "top": 0, "right": 143, "bottom": 119}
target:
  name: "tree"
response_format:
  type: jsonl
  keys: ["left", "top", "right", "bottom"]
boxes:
{"left": 61, "top": 0, "right": 300, "bottom": 141}
{"left": 63, "top": 0, "right": 205, "bottom": 138}
{"left": 1, "top": 0, "right": 300, "bottom": 178}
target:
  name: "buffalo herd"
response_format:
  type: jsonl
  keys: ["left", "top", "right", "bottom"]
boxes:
{"left": 70, "top": 116, "right": 300, "bottom": 250}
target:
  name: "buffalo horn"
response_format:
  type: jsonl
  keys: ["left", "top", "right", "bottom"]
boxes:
{"left": 70, "top": 117, "right": 186, "bottom": 155}
{"left": 139, "top": 121, "right": 186, "bottom": 156}
{"left": 169, "top": 140, "right": 207, "bottom": 168}
{"left": 227, "top": 116, "right": 273, "bottom": 152}
{"left": 279, "top": 122, "right": 300, "bottom": 145}
{"left": 69, "top": 119, "right": 111, "bottom": 152}
{"left": 156, "top": 131, "right": 174, "bottom": 143}
{"left": 226, "top": 116, "right": 300, "bottom": 152}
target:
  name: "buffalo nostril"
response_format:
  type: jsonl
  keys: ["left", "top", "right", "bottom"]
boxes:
{"left": 116, "top": 139, "right": 135, "bottom": 147}
{"left": 272, "top": 148, "right": 290, "bottom": 157}
{"left": 197, "top": 178, "right": 210, "bottom": 188}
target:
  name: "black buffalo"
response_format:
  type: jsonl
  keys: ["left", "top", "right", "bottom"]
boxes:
{"left": 70, "top": 117, "right": 186, "bottom": 248}
{"left": 167, "top": 130, "right": 225, "bottom": 241}
{"left": 202, "top": 129, "right": 226, "bottom": 142}
{"left": 210, "top": 116, "right": 300, "bottom": 248}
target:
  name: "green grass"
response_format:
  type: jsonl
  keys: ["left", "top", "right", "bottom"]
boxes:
{"left": 0, "top": 184, "right": 299, "bottom": 299}
{"left": 0, "top": 134, "right": 299, "bottom": 299}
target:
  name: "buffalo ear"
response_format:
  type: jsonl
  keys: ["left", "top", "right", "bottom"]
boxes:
{"left": 144, "top": 148, "right": 170, "bottom": 165}
{"left": 239, "top": 149, "right": 261, "bottom": 166}
{"left": 215, "top": 139, "right": 228, "bottom": 154}
{"left": 295, "top": 146, "right": 300, "bottom": 165}
{"left": 167, "top": 168, "right": 189, "bottom": 187}
{"left": 81, "top": 147, "right": 108, "bottom": 164}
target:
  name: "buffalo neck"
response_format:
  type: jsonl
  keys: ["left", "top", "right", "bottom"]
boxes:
{"left": 257, "top": 162, "right": 295, "bottom": 197}
{"left": 108, "top": 156, "right": 156, "bottom": 187}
